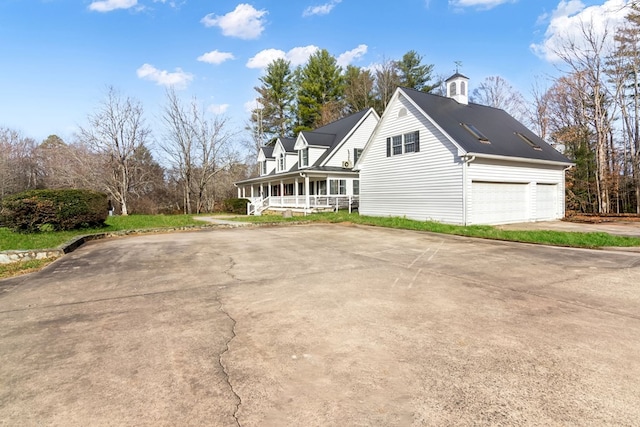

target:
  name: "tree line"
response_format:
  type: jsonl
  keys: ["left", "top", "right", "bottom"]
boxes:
{"left": 0, "top": 87, "right": 248, "bottom": 216}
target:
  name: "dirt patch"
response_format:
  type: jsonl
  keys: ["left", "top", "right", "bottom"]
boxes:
{"left": 564, "top": 213, "right": 640, "bottom": 224}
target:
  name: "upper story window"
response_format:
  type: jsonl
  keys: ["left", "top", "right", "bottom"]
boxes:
{"left": 354, "top": 148, "right": 363, "bottom": 164}
{"left": 386, "top": 131, "right": 420, "bottom": 157}
{"left": 404, "top": 132, "right": 417, "bottom": 153}
{"left": 277, "top": 153, "right": 285, "bottom": 171}
{"left": 392, "top": 135, "right": 402, "bottom": 155}
{"left": 261, "top": 161, "right": 267, "bottom": 175}
{"left": 299, "top": 147, "right": 309, "bottom": 167}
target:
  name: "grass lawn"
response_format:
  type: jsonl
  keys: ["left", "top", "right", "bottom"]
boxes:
{"left": 233, "top": 211, "right": 640, "bottom": 249}
{"left": 0, "top": 214, "right": 207, "bottom": 252}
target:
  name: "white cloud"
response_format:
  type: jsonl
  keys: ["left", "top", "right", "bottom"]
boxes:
{"left": 287, "top": 45, "right": 320, "bottom": 65}
{"left": 136, "top": 63, "right": 193, "bottom": 89}
{"left": 88, "top": 0, "right": 137, "bottom": 12}
{"left": 246, "top": 45, "right": 319, "bottom": 69}
{"left": 152, "top": 0, "right": 182, "bottom": 7}
{"left": 201, "top": 4, "right": 267, "bottom": 40}
{"left": 246, "top": 49, "right": 286, "bottom": 69}
{"left": 197, "top": 50, "right": 235, "bottom": 65}
{"left": 531, "top": 0, "right": 629, "bottom": 62}
{"left": 303, "top": 0, "right": 342, "bottom": 17}
{"left": 208, "top": 104, "right": 229, "bottom": 115}
{"left": 336, "top": 44, "right": 368, "bottom": 67}
{"left": 449, "top": 0, "right": 515, "bottom": 10}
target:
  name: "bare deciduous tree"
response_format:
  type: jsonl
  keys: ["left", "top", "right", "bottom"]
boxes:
{"left": 77, "top": 86, "right": 151, "bottom": 215}
{"left": 0, "top": 127, "right": 38, "bottom": 197}
{"left": 472, "top": 75, "right": 527, "bottom": 123}
{"left": 553, "top": 18, "right": 614, "bottom": 214}
{"left": 159, "top": 88, "right": 238, "bottom": 214}
{"left": 373, "top": 56, "right": 401, "bottom": 114}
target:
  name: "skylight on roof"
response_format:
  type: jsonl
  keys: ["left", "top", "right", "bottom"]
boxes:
{"left": 461, "top": 123, "right": 490, "bottom": 144}
{"left": 515, "top": 132, "right": 542, "bottom": 151}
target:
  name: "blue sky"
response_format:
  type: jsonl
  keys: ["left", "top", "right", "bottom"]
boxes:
{"left": 0, "top": 0, "right": 631, "bottom": 146}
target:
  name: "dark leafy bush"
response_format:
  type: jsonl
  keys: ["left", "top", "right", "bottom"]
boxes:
{"left": 0, "top": 189, "right": 109, "bottom": 233}
{"left": 222, "top": 198, "right": 250, "bottom": 215}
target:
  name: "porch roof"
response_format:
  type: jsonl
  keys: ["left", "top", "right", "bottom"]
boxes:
{"left": 235, "top": 166, "right": 359, "bottom": 186}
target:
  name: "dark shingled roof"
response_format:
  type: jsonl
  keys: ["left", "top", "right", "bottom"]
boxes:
{"left": 300, "top": 131, "right": 336, "bottom": 147}
{"left": 401, "top": 87, "right": 571, "bottom": 164}
{"left": 279, "top": 137, "right": 296, "bottom": 153}
{"left": 303, "top": 109, "right": 371, "bottom": 165}
{"left": 302, "top": 109, "right": 370, "bottom": 147}
{"left": 260, "top": 146, "right": 274, "bottom": 158}
{"left": 445, "top": 72, "right": 469, "bottom": 82}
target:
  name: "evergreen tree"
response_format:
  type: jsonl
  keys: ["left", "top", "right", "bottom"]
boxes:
{"left": 252, "top": 58, "right": 295, "bottom": 142}
{"left": 396, "top": 50, "right": 439, "bottom": 93}
{"left": 296, "top": 49, "right": 344, "bottom": 132}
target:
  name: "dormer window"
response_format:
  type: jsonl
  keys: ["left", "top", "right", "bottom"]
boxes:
{"left": 261, "top": 160, "right": 267, "bottom": 175}
{"left": 516, "top": 132, "right": 542, "bottom": 151}
{"left": 461, "top": 123, "right": 490, "bottom": 144}
{"left": 299, "top": 147, "right": 309, "bottom": 167}
{"left": 277, "top": 153, "right": 285, "bottom": 171}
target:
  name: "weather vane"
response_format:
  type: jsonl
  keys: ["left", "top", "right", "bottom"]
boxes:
{"left": 455, "top": 61, "right": 463, "bottom": 73}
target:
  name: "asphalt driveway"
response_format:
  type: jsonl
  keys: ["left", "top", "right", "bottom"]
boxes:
{"left": 1, "top": 224, "right": 640, "bottom": 426}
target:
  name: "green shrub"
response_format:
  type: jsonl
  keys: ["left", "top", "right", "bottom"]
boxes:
{"left": 0, "top": 189, "right": 109, "bottom": 233}
{"left": 222, "top": 198, "right": 250, "bottom": 215}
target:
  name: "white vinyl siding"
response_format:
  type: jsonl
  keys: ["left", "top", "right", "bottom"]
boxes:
{"left": 359, "top": 93, "right": 464, "bottom": 224}
{"left": 323, "top": 112, "right": 379, "bottom": 167}
{"left": 308, "top": 147, "right": 327, "bottom": 166}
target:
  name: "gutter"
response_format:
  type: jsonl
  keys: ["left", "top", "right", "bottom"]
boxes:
{"left": 465, "top": 152, "right": 574, "bottom": 167}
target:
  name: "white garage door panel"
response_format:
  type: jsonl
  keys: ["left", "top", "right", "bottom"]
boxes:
{"left": 536, "top": 184, "right": 557, "bottom": 220}
{"left": 471, "top": 182, "right": 528, "bottom": 225}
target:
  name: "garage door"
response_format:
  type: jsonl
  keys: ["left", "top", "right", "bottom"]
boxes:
{"left": 471, "top": 182, "right": 528, "bottom": 225}
{"left": 535, "top": 184, "right": 558, "bottom": 220}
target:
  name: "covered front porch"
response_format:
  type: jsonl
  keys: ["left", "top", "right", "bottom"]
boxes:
{"left": 235, "top": 170, "right": 359, "bottom": 215}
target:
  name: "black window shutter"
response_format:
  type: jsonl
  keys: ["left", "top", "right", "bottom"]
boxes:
{"left": 386, "top": 137, "right": 391, "bottom": 157}
{"left": 414, "top": 131, "right": 420, "bottom": 152}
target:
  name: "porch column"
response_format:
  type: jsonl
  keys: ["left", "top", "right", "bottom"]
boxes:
{"left": 280, "top": 180, "right": 284, "bottom": 206}
{"left": 237, "top": 187, "right": 241, "bottom": 198}
{"left": 305, "top": 175, "right": 310, "bottom": 210}
{"left": 250, "top": 185, "right": 254, "bottom": 198}
{"left": 294, "top": 177, "right": 299, "bottom": 207}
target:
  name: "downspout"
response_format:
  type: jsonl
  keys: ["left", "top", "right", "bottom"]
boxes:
{"left": 462, "top": 154, "right": 476, "bottom": 226}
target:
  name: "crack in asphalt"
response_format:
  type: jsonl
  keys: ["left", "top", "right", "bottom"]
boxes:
{"left": 224, "top": 255, "right": 238, "bottom": 280}
{"left": 215, "top": 291, "right": 242, "bottom": 427}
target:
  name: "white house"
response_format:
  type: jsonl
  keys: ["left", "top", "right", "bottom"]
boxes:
{"left": 356, "top": 73, "right": 573, "bottom": 225}
{"left": 235, "top": 108, "right": 379, "bottom": 215}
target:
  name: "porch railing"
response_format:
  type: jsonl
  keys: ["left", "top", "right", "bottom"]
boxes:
{"left": 247, "top": 195, "right": 359, "bottom": 215}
